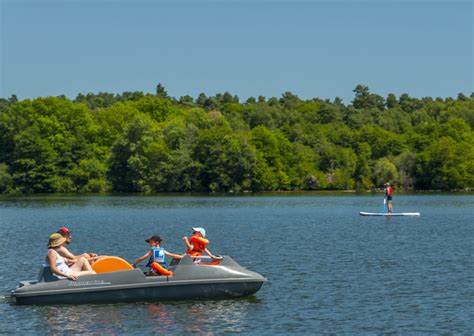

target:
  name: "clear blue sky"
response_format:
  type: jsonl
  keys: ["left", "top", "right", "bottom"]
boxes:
{"left": 1, "top": 0, "right": 472, "bottom": 103}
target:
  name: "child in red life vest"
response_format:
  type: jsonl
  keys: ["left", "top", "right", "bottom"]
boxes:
{"left": 132, "top": 235, "right": 183, "bottom": 276}
{"left": 182, "top": 227, "right": 222, "bottom": 263}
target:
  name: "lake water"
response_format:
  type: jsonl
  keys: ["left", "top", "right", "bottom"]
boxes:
{"left": 0, "top": 193, "right": 472, "bottom": 334}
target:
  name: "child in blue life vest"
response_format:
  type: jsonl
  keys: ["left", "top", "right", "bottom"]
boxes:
{"left": 132, "top": 235, "right": 183, "bottom": 276}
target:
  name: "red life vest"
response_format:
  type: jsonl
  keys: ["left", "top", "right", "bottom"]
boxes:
{"left": 187, "top": 234, "right": 209, "bottom": 256}
{"left": 387, "top": 186, "right": 393, "bottom": 196}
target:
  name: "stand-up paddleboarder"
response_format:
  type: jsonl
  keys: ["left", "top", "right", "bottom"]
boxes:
{"left": 384, "top": 183, "right": 393, "bottom": 213}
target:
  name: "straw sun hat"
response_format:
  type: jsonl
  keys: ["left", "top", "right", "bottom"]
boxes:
{"left": 48, "top": 233, "right": 66, "bottom": 248}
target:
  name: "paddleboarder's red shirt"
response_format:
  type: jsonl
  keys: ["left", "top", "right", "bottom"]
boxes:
{"left": 386, "top": 186, "right": 393, "bottom": 199}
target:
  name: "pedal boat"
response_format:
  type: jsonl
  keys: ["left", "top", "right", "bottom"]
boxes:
{"left": 11, "top": 255, "right": 266, "bottom": 304}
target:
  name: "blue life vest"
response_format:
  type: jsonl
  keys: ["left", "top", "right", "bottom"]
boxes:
{"left": 146, "top": 247, "right": 166, "bottom": 268}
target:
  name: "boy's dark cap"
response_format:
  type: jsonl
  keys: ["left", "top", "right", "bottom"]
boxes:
{"left": 145, "top": 235, "right": 162, "bottom": 243}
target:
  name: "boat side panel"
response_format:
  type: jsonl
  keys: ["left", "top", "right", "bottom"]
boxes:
{"left": 14, "top": 281, "right": 264, "bottom": 305}
{"left": 170, "top": 256, "right": 266, "bottom": 282}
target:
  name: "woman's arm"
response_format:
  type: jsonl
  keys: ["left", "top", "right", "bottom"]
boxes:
{"left": 63, "top": 256, "right": 75, "bottom": 265}
{"left": 48, "top": 251, "right": 77, "bottom": 280}
{"left": 78, "top": 253, "right": 99, "bottom": 263}
{"left": 57, "top": 246, "right": 79, "bottom": 264}
{"left": 132, "top": 251, "right": 151, "bottom": 268}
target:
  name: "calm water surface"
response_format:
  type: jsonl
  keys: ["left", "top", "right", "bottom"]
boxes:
{"left": 0, "top": 194, "right": 472, "bottom": 334}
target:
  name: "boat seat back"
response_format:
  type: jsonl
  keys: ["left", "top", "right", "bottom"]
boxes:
{"left": 92, "top": 256, "right": 134, "bottom": 274}
{"left": 37, "top": 264, "right": 59, "bottom": 283}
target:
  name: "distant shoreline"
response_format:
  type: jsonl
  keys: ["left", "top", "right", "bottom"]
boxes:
{"left": 1, "top": 89, "right": 472, "bottom": 194}
{"left": 1, "top": 189, "right": 473, "bottom": 197}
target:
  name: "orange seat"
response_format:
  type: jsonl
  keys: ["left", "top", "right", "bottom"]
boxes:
{"left": 92, "top": 256, "right": 134, "bottom": 274}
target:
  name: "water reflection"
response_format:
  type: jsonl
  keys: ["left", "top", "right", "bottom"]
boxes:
{"left": 173, "top": 298, "right": 262, "bottom": 334}
{"left": 146, "top": 303, "right": 177, "bottom": 333}
{"left": 35, "top": 297, "right": 262, "bottom": 334}
{"left": 39, "top": 305, "right": 125, "bottom": 335}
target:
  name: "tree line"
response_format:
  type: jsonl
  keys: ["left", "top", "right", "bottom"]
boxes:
{"left": 0, "top": 84, "right": 473, "bottom": 193}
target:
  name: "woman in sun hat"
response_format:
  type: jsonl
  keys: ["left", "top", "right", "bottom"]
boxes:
{"left": 56, "top": 226, "right": 103, "bottom": 265}
{"left": 46, "top": 233, "right": 96, "bottom": 281}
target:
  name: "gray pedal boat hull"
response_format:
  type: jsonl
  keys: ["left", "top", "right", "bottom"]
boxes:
{"left": 12, "top": 256, "right": 266, "bottom": 305}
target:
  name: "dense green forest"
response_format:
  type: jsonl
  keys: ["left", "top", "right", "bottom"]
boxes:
{"left": 0, "top": 84, "right": 473, "bottom": 193}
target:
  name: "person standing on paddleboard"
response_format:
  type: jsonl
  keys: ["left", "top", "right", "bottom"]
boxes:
{"left": 384, "top": 183, "right": 393, "bottom": 213}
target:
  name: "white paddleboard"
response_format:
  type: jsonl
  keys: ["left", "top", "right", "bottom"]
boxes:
{"left": 360, "top": 212, "right": 420, "bottom": 217}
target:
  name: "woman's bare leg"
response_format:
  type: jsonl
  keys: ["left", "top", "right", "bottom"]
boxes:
{"left": 69, "top": 257, "right": 96, "bottom": 277}
{"left": 70, "top": 257, "right": 96, "bottom": 273}
{"left": 70, "top": 270, "right": 96, "bottom": 277}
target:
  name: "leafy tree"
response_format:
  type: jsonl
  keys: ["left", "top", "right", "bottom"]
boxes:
{"left": 250, "top": 126, "right": 294, "bottom": 190}
{"left": 386, "top": 93, "right": 398, "bottom": 109}
{"left": 353, "top": 85, "right": 385, "bottom": 110}
{"left": 415, "top": 136, "right": 474, "bottom": 190}
{"left": 318, "top": 102, "right": 343, "bottom": 124}
{"left": 75, "top": 92, "right": 117, "bottom": 109}
{"left": 373, "top": 157, "right": 399, "bottom": 187}
{"left": 108, "top": 114, "right": 160, "bottom": 192}
{"left": 9, "top": 95, "right": 18, "bottom": 104}
{"left": 246, "top": 97, "right": 257, "bottom": 104}
{"left": 354, "top": 142, "right": 373, "bottom": 189}
{"left": 155, "top": 83, "right": 169, "bottom": 99}
{"left": 328, "top": 168, "right": 355, "bottom": 190}
{"left": 279, "top": 92, "right": 300, "bottom": 110}
{"left": 2, "top": 97, "right": 104, "bottom": 192}
{"left": 196, "top": 93, "right": 208, "bottom": 107}
{"left": 118, "top": 91, "right": 146, "bottom": 102}
{"left": 291, "top": 143, "right": 321, "bottom": 189}
{"left": 0, "top": 98, "right": 11, "bottom": 112}
{"left": 132, "top": 96, "right": 180, "bottom": 122}
{"left": 399, "top": 93, "right": 423, "bottom": 113}
{"left": 178, "top": 95, "right": 195, "bottom": 107}
{"left": 0, "top": 163, "right": 13, "bottom": 193}
{"left": 393, "top": 152, "right": 416, "bottom": 189}
{"left": 193, "top": 124, "right": 257, "bottom": 192}
{"left": 356, "top": 125, "right": 405, "bottom": 159}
